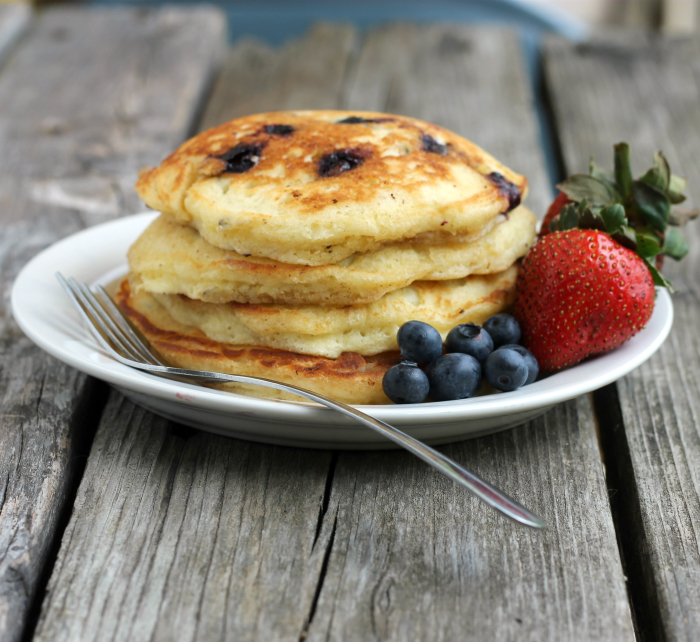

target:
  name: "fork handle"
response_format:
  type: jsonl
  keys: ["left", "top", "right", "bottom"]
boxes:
{"left": 142, "top": 365, "right": 545, "bottom": 529}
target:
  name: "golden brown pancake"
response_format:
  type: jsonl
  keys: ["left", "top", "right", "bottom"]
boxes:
{"left": 116, "top": 279, "right": 398, "bottom": 404}
{"left": 138, "top": 264, "right": 518, "bottom": 359}
{"left": 129, "top": 206, "right": 536, "bottom": 306}
{"left": 136, "top": 110, "right": 527, "bottom": 265}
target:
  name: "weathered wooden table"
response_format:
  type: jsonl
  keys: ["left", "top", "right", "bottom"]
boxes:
{"left": 1, "top": 5, "right": 699, "bottom": 641}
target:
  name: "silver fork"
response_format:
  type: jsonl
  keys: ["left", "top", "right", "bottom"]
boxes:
{"left": 57, "top": 272, "right": 545, "bottom": 529}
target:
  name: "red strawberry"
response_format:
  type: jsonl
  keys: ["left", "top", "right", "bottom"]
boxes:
{"left": 515, "top": 230, "right": 655, "bottom": 371}
{"left": 514, "top": 143, "right": 697, "bottom": 371}
{"left": 539, "top": 192, "right": 570, "bottom": 237}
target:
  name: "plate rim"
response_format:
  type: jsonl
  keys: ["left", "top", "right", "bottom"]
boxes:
{"left": 11, "top": 212, "right": 675, "bottom": 429}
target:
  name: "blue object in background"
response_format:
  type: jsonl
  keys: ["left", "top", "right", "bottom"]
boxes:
{"left": 90, "top": 0, "right": 588, "bottom": 45}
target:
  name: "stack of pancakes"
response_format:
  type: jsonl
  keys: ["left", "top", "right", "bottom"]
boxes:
{"left": 119, "top": 111, "right": 537, "bottom": 404}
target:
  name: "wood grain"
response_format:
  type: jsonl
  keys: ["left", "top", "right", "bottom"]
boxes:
{"left": 0, "top": 342, "right": 105, "bottom": 642}
{"left": 31, "top": 24, "right": 635, "bottom": 642}
{"left": 0, "top": 7, "right": 226, "bottom": 642}
{"left": 544, "top": 32, "right": 700, "bottom": 642}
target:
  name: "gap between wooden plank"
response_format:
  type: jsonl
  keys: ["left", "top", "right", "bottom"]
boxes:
{"left": 300, "top": 509, "right": 339, "bottom": 641}
{"left": 593, "top": 385, "right": 667, "bottom": 642}
{"left": 299, "top": 453, "right": 340, "bottom": 640}
{"left": 535, "top": 37, "right": 621, "bottom": 471}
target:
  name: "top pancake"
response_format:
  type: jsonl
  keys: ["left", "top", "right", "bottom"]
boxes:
{"left": 136, "top": 110, "right": 528, "bottom": 265}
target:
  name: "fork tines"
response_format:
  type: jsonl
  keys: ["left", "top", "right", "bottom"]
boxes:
{"left": 56, "top": 272, "right": 164, "bottom": 366}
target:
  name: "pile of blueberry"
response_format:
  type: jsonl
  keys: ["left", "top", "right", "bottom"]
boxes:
{"left": 382, "top": 314, "right": 539, "bottom": 404}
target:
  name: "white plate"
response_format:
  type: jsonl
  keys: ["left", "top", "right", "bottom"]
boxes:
{"left": 11, "top": 213, "right": 674, "bottom": 449}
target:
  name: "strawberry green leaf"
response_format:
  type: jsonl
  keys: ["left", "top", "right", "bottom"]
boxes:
{"left": 636, "top": 232, "right": 664, "bottom": 260}
{"left": 589, "top": 158, "right": 616, "bottom": 185}
{"left": 600, "top": 203, "right": 627, "bottom": 233}
{"left": 645, "top": 259, "right": 675, "bottom": 292}
{"left": 579, "top": 205, "right": 606, "bottom": 231}
{"left": 669, "top": 174, "right": 687, "bottom": 191}
{"left": 614, "top": 142, "right": 633, "bottom": 199}
{"left": 639, "top": 151, "right": 670, "bottom": 192}
{"left": 557, "top": 174, "right": 619, "bottom": 206}
{"left": 557, "top": 203, "right": 580, "bottom": 231}
{"left": 662, "top": 226, "right": 689, "bottom": 260}
{"left": 669, "top": 192, "right": 687, "bottom": 205}
{"left": 611, "top": 225, "right": 638, "bottom": 250}
{"left": 668, "top": 174, "right": 687, "bottom": 204}
{"left": 669, "top": 207, "right": 700, "bottom": 226}
{"left": 631, "top": 180, "right": 670, "bottom": 232}
{"left": 640, "top": 167, "right": 666, "bottom": 192}
{"left": 654, "top": 151, "right": 670, "bottom": 190}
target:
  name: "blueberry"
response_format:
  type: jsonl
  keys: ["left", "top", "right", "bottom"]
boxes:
{"left": 337, "top": 116, "right": 376, "bottom": 124}
{"left": 425, "top": 353, "right": 482, "bottom": 401}
{"left": 217, "top": 143, "right": 264, "bottom": 173}
{"left": 318, "top": 149, "right": 366, "bottom": 177}
{"left": 445, "top": 323, "right": 493, "bottom": 363}
{"left": 484, "top": 348, "right": 528, "bottom": 392}
{"left": 488, "top": 172, "right": 521, "bottom": 212}
{"left": 483, "top": 313, "right": 521, "bottom": 348}
{"left": 421, "top": 133, "right": 448, "bottom": 155}
{"left": 382, "top": 362, "right": 430, "bottom": 404}
{"left": 264, "top": 124, "right": 294, "bottom": 135}
{"left": 336, "top": 116, "right": 393, "bottom": 124}
{"left": 397, "top": 321, "right": 443, "bottom": 365}
{"left": 500, "top": 344, "right": 539, "bottom": 385}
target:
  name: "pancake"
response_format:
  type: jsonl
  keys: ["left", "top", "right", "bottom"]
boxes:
{"left": 116, "top": 279, "right": 398, "bottom": 404}
{"left": 136, "top": 110, "right": 527, "bottom": 265}
{"left": 128, "top": 206, "right": 536, "bottom": 306}
{"left": 135, "top": 264, "right": 518, "bottom": 359}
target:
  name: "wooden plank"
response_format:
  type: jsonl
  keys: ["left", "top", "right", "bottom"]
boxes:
{"left": 35, "top": 397, "right": 635, "bottom": 642}
{"left": 661, "top": 0, "right": 699, "bottom": 33}
{"left": 543, "top": 32, "right": 700, "bottom": 641}
{"left": 0, "top": 342, "right": 106, "bottom": 642}
{"left": 198, "top": 23, "right": 357, "bottom": 130}
{"left": 32, "top": 24, "right": 634, "bottom": 642}
{"left": 307, "top": 397, "right": 631, "bottom": 642}
{"left": 33, "top": 395, "right": 335, "bottom": 642}
{"left": 0, "top": 7, "right": 226, "bottom": 642}
{"left": 0, "top": 4, "right": 30, "bottom": 67}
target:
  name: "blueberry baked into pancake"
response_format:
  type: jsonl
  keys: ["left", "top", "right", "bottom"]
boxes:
{"left": 123, "top": 110, "right": 535, "bottom": 404}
